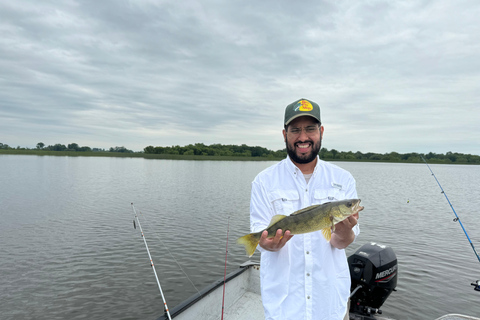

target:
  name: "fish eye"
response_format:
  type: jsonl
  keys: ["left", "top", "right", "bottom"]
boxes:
{"left": 347, "top": 201, "right": 352, "bottom": 207}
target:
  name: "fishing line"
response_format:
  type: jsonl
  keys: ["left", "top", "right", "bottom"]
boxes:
{"left": 221, "top": 216, "right": 230, "bottom": 320}
{"left": 134, "top": 205, "right": 201, "bottom": 294}
{"left": 421, "top": 156, "right": 480, "bottom": 290}
{"left": 131, "top": 203, "right": 173, "bottom": 320}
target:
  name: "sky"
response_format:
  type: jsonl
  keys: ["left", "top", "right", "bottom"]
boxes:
{"left": 1, "top": 0, "right": 479, "bottom": 154}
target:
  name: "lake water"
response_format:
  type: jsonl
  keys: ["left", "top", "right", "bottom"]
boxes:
{"left": 1, "top": 155, "right": 480, "bottom": 320}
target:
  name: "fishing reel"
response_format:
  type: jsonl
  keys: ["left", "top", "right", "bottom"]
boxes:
{"left": 471, "top": 280, "right": 480, "bottom": 291}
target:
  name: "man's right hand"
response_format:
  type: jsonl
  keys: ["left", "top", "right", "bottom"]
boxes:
{"left": 258, "top": 229, "right": 293, "bottom": 252}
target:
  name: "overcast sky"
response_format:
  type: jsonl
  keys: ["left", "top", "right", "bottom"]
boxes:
{"left": 1, "top": 1, "right": 479, "bottom": 154}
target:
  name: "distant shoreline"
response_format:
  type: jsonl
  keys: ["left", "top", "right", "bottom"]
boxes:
{"left": 0, "top": 149, "right": 276, "bottom": 161}
{"left": 1, "top": 149, "right": 478, "bottom": 165}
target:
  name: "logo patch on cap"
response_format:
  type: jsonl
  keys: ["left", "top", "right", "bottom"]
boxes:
{"left": 295, "top": 100, "right": 313, "bottom": 112}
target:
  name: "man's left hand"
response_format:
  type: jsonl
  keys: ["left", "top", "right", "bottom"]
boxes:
{"left": 330, "top": 212, "right": 358, "bottom": 249}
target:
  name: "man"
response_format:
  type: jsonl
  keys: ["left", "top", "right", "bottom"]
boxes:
{"left": 250, "top": 98, "right": 360, "bottom": 320}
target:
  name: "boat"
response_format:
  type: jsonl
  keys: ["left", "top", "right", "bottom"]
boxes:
{"left": 156, "top": 243, "right": 480, "bottom": 320}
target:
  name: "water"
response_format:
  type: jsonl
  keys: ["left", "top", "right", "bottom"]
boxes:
{"left": 1, "top": 155, "right": 479, "bottom": 320}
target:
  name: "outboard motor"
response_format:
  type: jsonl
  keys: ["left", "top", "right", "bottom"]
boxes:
{"left": 348, "top": 242, "right": 397, "bottom": 317}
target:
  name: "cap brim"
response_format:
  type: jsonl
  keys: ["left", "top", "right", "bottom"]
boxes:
{"left": 285, "top": 114, "right": 321, "bottom": 125}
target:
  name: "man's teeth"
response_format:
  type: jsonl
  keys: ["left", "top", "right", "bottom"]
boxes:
{"left": 297, "top": 143, "right": 310, "bottom": 148}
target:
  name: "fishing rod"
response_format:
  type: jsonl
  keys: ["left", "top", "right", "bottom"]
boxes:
{"left": 131, "top": 203, "right": 173, "bottom": 320}
{"left": 221, "top": 216, "right": 230, "bottom": 320}
{"left": 420, "top": 156, "right": 480, "bottom": 291}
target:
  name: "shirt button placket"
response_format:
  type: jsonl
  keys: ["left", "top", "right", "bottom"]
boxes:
{"left": 304, "top": 187, "right": 313, "bottom": 320}
{"left": 305, "top": 235, "right": 313, "bottom": 320}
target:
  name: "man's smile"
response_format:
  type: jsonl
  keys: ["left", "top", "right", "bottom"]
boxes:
{"left": 295, "top": 142, "right": 312, "bottom": 152}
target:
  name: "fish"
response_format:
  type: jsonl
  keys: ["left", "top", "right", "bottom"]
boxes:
{"left": 237, "top": 199, "right": 363, "bottom": 257}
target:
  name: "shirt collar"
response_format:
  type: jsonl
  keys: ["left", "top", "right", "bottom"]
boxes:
{"left": 286, "top": 155, "right": 320, "bottom": 175}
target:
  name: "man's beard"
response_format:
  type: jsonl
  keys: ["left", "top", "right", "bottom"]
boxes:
{"left": 285, "top": 137, "right": 321, "bottom": 164}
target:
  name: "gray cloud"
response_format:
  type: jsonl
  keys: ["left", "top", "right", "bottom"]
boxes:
{"left": 1, "top": 0, "right": 479, "bottom": 154}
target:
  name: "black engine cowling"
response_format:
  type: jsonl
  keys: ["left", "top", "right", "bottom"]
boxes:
{"left": 348, "top": 242, "right": 397, "bottom": 316}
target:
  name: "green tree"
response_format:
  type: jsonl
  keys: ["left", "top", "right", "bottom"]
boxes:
{"left": 36, "top": 142, "right": 45, "bottom": 149}
{"left": 331, "top": 149, "right": 338, "bottom": 159}
{"left": 68, "top": 143, "right": 79, "bottom": 151}
{"left": 354, "top": 151, "right": 363, "bottom": 160}
{"left": 109, "top": 146, "right": 133, "bottom": 153}
{"left": 48, "top": 144, "right": 67, "bottom": 151}
{"left": 78, "top": 146, "right": 91, "bottom": 152}
{"left": 144, "top": 146, "right": 155, "bottom": 153}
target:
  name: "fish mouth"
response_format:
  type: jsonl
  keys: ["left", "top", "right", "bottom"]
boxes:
{"left": 353, "top": 200, "right": 364, "bottom": 214}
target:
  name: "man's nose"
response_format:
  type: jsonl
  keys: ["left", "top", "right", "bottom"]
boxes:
{"left": 298, "top": 129, "right": 309, "bottom": 140}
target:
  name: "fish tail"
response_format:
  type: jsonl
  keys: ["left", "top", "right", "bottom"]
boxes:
{"left": 236, "top": 232, "right": 262, "bottom": 257}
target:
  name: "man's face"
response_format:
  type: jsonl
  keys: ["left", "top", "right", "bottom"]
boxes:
{"left": 283, "top": 116, "right": 323, "bottom": 164}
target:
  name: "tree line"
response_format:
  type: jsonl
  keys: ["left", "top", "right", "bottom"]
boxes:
{"left": 2, "top": 141, "right": 479, "bottom": 164}
{"left": 144, "top": 143, "right": 285, "bottom": 158}
{"left": 143, "top": 143, "right": 480, "bottom": 164}
{"left": 0, "top": 142, "right": 133, "bottom": 153}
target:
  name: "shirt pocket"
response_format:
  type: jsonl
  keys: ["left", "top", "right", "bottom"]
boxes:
{"left": 268, "top": 189, "right": 299, "bottom": 216}
{"left": 314, "top": 188, "right": 346, "bottom": 204}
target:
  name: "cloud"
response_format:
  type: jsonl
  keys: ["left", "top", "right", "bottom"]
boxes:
{"left": 1, "top": 0, "right": 479, "bottom": 154}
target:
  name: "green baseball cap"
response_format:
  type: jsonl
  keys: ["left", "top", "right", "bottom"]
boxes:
{"left": 284, "top": 98, "right": 321, "bottom": 125}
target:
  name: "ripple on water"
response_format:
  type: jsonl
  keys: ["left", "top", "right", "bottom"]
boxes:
{"left": 1, "top": 157, "right": 480, "bottom": 319}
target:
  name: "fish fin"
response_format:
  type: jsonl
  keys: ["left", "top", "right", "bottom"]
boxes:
{"left": 267, "top": 215, "right": 287, "bottom": 228}
{"left": 289, "top": 204, "right": 320, "bottom": 216}
{"left": 236, "top": 232, "right": 262, "bottom": 257}
{"left": 321, "top": 227, "right": 332, "bottom": 242}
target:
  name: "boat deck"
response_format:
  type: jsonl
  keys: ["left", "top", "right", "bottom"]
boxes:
{"left": 157, "top": 261, "right": 263, "bottom": 320}
{"left": 222, "top": 291, "right": 263, "bottom": 320}
{"left": 156, "top": 262, "right": 480, "bottom": 320}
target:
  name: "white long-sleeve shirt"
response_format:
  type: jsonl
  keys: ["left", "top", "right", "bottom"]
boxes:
{"left": 250, "top": 156, "right": 360, "bottom": 320}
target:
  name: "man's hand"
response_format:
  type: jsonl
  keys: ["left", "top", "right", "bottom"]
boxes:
{"left": 258, "top": 229, "right": 293, "bottom": 252}
{"left": 330, "top": 212, "right": 359, "bottom": 249}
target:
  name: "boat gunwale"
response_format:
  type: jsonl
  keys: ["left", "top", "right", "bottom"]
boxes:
{"left": 156, "top": 261, "right": 259, "bottom": 320}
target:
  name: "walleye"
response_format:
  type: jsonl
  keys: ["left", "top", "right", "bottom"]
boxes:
{"left": 237, "top": 199, "right": 363, "bottom": 257}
